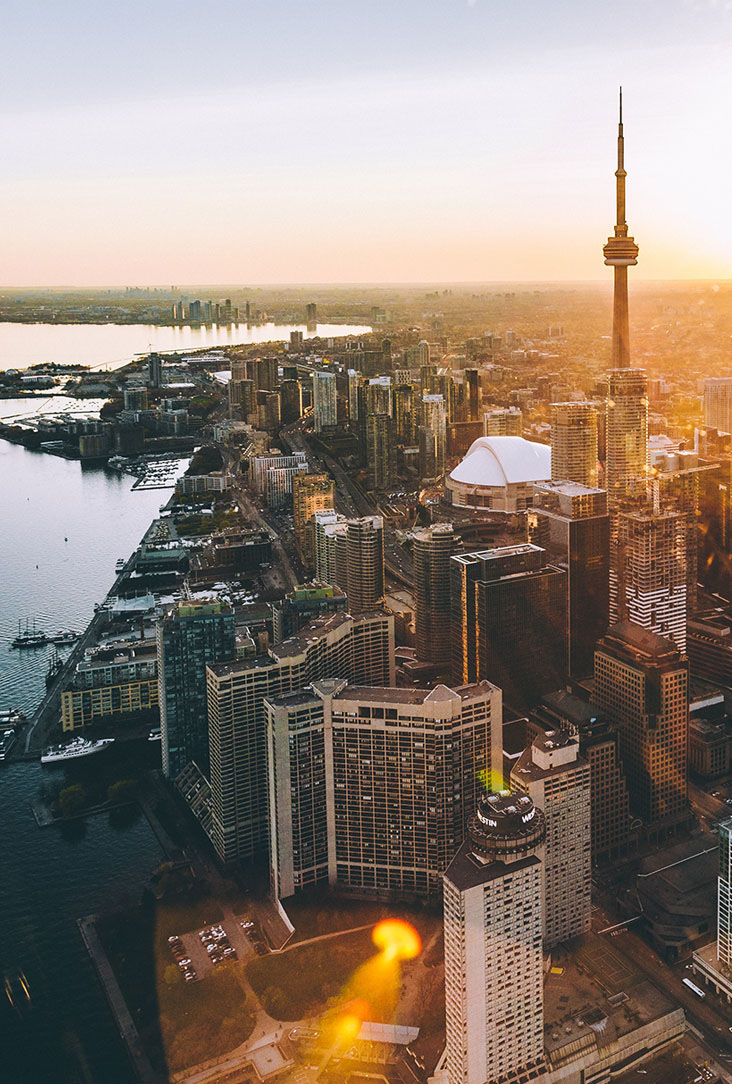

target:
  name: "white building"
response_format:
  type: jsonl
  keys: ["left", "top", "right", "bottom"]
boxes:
{"left": 511, "top": 730, "right": 592, "bottom": 947}
{"left": 265, "top": 463, "right": 307, "bottom": 510}
{"left": 313, "top": 370, "right": 337, "bottom": 432}
{"left": 251, "top": 451, "right": 306, "bottom": 493}
{"left": 443, "top": 791, "right": 546, "bottom": 1084}
{"left": 446, "top": 435, "right": 551, "bottom": 512}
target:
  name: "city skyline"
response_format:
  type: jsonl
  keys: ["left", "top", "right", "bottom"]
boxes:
{"left": 4, "top": 0, "right": 732, "bottom": 285}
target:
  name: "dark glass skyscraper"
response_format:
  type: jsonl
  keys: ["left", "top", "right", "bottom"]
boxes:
{"left": 157, "top": 598, "right": 235, "bottom": 780}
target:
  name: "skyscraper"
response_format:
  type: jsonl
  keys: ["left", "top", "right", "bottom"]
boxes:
{"left": 704, "top": 378, "right": 732, "bottom": 437}
{"left": 148, "top": 351, "right": 163, "bottom": 387}
{"left": 312, "top": 370, "right": 337, "bottom": 432}
{"left": 605, "top": 367, "right": 648, "bottom": 496}
{"left": 443, "top": 791, "right": 546, "bottom": 1084}
{"left": 413, "top": 523, "right": 455, "bottom": 663}
{"left": 451, "top": 544, "right": 567, "bottom": 705}
{"left": 419, "top": 393, "right": 447, "bottom": 480}
{"left": 157, "top": 599, "right": 235, "bottom": 780}
{"left": 511, "top": 730, "right": 592, "bottom": 946}
{"left": 603, "top": 87, "right": 639, "bottom": 370}
{"left": 345, "top": 515, "right": 384, "bottom": 612}
{"left": 610, "top": 508, "right": 687, "bottom": 653}
{"left": 531, "top": 480, "right": 610, "bottom": 677}
{"left": 594, "top": 622, "right": 689, "bottom": 831}
{"left": 550, "top": 402, "right": 598, "bottom": 487}
{"left": 718, "top": 818, "right": 732, "bottom": 967}
{"left": 293, "top": 473, "right": 335, "bottom": 567}
{"left": 365, "top": 412, "right": 395, "bottom": 492}
{"left": 207, "top": 611, "right": 395, "bottom": 862}
{"left": 266, "top": 679, "right": 502, "bottom": 900}
{"left": 279, "top": 378, "right": 303, "bottom": 424}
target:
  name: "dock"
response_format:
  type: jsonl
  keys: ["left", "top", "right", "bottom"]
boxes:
{"left": 77, "top": 915, "right": 159, "bottom": 1084}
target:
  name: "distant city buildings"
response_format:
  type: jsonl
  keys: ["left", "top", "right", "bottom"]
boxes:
{"left": 704, "top": 377, "right": 732, "bottom": 437}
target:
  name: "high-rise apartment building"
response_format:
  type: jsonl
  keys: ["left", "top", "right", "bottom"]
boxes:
{"left": 419, "top": 393, "right": 447, "bottom": 480}
{"left": 148, "top": 352, "right": 163, "bottom": 387}
{"left": 392, "top": 381, "right": 414, "bottom": 445}
{"left": 483, "top": 406, "right": 522, "bottom": 436}
{"left": 251, "top": 452, "right": 307, "bottom": 494}
{"left": 345, "top": 516, "right": 384, "bottom": 613}
{"left": 347, "top": 369, "right": 362, "bottom": 423}
{"left": 531, "top": 480, "right": 610, "bottom": 677}
{"left": 511, "top": 730, "right": 592, "bottom": 945}
{"left": 594, "top": 622, "right": 688, "bottom": 830}
{"left": 312, "top": 370, "right": 337, "bottom": 432}
{"left": 313, "top": 510, "right": 346, "bottom": 587}
{"left": 279, "top": 378, "right": 303, "bottom": 424}
{"left": 265, "top": 462, "right": 307, "bottom": 510}
{"left": 450, "top": 544, "right": 567, "bottom": 706}
{"left": 551, "top": 402, "right": 599, "bottom": 487}
{"left": 443, "top": 791, "right": 546, "bottom": 1084}
{"left": 535, "top": 691, "right": 634, "bottom": 865}
{"left": 266, "top": 679, "right": 502, "bottom": 900}
{"left": 207, "top": 611, "right": 395, "bottom": 863}
{"left": 365, "top": 412, "right": 395, "bottom": 491}
{"left": 271, "top": 583, "right": 347, "bottom": 642}
{"left": 610, "top": 508, "right": 687, "bottom": 653}
{"left": 157, "top": 599, "right": 235, "bottom": 780}
{"left": 293, "top": 473, "right": 335, "bottom": 567}
{"left": 414, "top": 524, "right": 455, "bottom": 663}
{"left": 705, "top": 378, "right": 732, "bottom": 437}
{"left": 605, "top": 368, "right": 648, "bottom": 496}
{"left": 464, "top": 368, "right": 480, "bottom": 421}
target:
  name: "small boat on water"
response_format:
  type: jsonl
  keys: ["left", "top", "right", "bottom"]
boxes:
{"left": 41, "top": 736, "right": 114, "bottom": 765}
{"left": 47, "top": 630, "right": 79, "bottom": 645}
{"left": 148, "top": 728, "right": 162, "bottom": 742}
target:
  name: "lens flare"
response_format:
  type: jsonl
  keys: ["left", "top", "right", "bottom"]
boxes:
{"left": 372, "top": 919, "right": 422, "bottom": 962}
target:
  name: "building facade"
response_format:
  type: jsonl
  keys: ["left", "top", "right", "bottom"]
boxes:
{"left": 511, "top": 730, "right": 592, "bottom": 945}
{"left": 157, "top": 599, "right": 235, "bottom": 780}
{"left": 605, "top": 368, "right": 648, "bottom": 497}
{"left": 443, "top": 792, "right": 546, "bottom": 1084}
{"left": 206, "top": 611, "right": 395, "bottom": 863}
{"left": 266, "top": 680, "right": 502, "bottom": 900}
{"left": 413, "top": 523, "right": 455, "bottom": 664}
{"left": 550, "top": 402, "right": 599, "bottom": 488}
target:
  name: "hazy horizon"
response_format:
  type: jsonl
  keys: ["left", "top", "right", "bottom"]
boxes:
{"left": 4, "top": 0, "right": 732, "bottom": 285}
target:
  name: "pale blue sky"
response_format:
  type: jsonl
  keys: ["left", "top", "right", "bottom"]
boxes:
{"left": 2, "top": 0, "right": 732, "bottom": 285}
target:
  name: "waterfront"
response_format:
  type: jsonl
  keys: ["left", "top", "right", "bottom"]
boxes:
{"left": 0, "top": 440, "right": 173, "bottom": 1082}
{"left": 0, "top": 320, "right": 371, "bottom": 373}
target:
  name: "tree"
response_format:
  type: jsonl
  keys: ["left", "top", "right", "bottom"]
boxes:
{"left": 58, "top": 784, "right": 87, "bottom": 818}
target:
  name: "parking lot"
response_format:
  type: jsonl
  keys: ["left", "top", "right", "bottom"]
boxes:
{"left": 167, "top": 914, "right": 269, "bottom": 981}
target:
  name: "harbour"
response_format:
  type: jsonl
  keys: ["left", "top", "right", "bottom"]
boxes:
{"left": 0, "top": 435, "right": 174, "bottom": 1084}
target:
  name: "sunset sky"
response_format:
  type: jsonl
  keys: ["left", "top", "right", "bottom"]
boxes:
{"left": 3, "top": 0, "right": 732, "bottom": 286}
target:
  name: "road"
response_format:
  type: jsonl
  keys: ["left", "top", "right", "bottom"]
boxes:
{"left": 280, "top": 419, "right": 415, "bottom": 588}
{"left": 590, "top": 899, "right": 732, "bottom": 1067}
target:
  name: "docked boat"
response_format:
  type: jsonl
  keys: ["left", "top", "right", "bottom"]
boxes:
{"left": 11, "top": 631, "right": 48, "bottom": 649}
{"left": 47, "top": 630, "right": 79, "bottom": 645}
{"left": 148, "top": 728, "right": 162, "bottom": 742}
{"left": 0, "top": 729, "right": 16, "bottom": 761}
{"left": 41, "top": 736, "right": 114, "bottom": 764}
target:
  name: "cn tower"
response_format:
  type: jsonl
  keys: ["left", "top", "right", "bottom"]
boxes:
{"left": 603, "top": 87, "right": 639, "bottom": 369}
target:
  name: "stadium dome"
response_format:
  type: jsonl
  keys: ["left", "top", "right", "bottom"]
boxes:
{"left": 445, "top": 435, "right": 551, "bottom": 512}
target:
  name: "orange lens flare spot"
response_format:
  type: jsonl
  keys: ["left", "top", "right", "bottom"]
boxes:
{"left": 372, "top": 919, "right": 422, "bottom": 961}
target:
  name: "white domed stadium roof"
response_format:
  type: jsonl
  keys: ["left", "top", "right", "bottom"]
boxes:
{"left": 449, "top": 436, "right": 551, "bottom": 487}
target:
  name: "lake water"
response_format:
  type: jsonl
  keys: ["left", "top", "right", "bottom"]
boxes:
{"left": 0, "top": 441, "right": 173, "bottom": 1082}
{"left": 0, "top": 320, "right": 371, "bottom": 372}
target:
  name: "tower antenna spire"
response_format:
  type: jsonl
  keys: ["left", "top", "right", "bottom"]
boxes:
{"left": 603, "top": 87, "right": 638, "bottom": 368}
